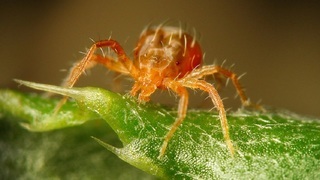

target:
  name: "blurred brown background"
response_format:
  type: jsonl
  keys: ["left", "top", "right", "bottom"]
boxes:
{"left": 1, "top": 1, "right": 319, "bottom": 117}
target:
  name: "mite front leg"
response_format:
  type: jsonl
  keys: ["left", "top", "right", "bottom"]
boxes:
{"left": 62, "top": 40, "right": 134, "bottom": 88}
{"left": 55, "top": 39, "right": 136, "bottom": 113}
{"left": 54, "top": 54, "right": 125, "bottom": 113}
{"left": 159, "top": 80, "right": 189, "bottom": 158}
{"left": 180, "top": 78, "right": 235, "bottom": 156}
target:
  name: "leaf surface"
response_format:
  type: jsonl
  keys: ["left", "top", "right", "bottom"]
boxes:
{"left": 1, "top": 80, "right": 320, "bottom": 179}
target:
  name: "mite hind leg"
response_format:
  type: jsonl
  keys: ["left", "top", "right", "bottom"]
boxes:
{"left": 187, "top": 65, "right": 263, "bottom": 110}
{"left": 179, "top": 78, "right": 235, "bottom": 156}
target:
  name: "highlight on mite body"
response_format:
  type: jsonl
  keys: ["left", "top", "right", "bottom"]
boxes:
{"left": 55, "top": 24, "right": 255, "bottom": 158}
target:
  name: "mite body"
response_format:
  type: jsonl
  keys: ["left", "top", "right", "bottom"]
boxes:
{"left": 131, "top": 26, "right": 203, "bottom": 101}
{"left": 57, "top": 25, "right": 254, "bottom": 158}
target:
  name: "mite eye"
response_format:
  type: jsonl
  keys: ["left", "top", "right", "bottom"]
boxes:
{"left": 175, "top": 61, "right": 180, "bottom": 65}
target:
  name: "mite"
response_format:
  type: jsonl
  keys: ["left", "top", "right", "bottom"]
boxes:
{"left": 55, "top": 25, "right": 255, "bottom": 158}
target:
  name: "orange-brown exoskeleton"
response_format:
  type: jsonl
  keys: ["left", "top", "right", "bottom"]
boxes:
{"left": 56, "top": 25, "right": 255, "bottom": 158}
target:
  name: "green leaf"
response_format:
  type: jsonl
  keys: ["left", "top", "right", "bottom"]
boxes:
{"left": 1, "top": 80, "right": 320, "bottom": 179}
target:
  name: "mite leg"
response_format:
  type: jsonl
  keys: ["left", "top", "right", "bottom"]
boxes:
{"left": 62, "top": 40, "right": 135, "bottom": 89}
{"left": 213, "top": 73, "right": 225, "bottom": 91}
{"left": 187, "top": 65, "right": 251, "bottom": 107}
{"left": 179, "top": 78, "right": 235, "bottom": 156}
{"left": 54, "top": 54, "right": 130, "bottom": 113}
{"left": 158, "top": 80, "right": 189, "bottom": 158}
{"left": 55, "top": 39, "right": 137, "bottom": 113}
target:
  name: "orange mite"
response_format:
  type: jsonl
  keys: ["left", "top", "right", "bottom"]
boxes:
{"left": 56, "top": 25, "right": 254, "bottom": 158}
